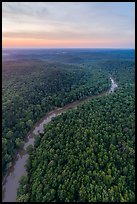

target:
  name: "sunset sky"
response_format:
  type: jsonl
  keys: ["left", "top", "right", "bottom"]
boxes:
{"left": 2, "top": 2, "right": 135, "bottom": 48}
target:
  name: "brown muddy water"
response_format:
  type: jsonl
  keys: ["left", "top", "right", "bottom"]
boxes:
{"left": 2, "top": 77, "right": 117, "bottom": 202}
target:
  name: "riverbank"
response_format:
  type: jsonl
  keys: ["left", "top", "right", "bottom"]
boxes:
{"left": 2, "top": 77, "right": 118, "bottom": 202}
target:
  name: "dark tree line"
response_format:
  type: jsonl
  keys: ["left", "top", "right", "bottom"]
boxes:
{"left": 2, "top": 59, "right": 109, "bottom": 175}
{"left": 17, "top": 58, "right": 135, "bottom": 202}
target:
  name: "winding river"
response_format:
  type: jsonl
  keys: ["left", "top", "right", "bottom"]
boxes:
{"left": 2, "top": 77, "right": 117, "bottom": 202}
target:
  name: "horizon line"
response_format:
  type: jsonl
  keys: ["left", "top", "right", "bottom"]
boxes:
{"left": 2, "top": 47, "right": 135, "bottom": 50}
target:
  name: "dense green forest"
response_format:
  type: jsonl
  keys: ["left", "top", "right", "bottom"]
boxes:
{"left": 16, "top": 57, "right": 135, "bottom": 201}
{"left": 2, "top": 58, "right": 109, "bottom": 175}
{"left": 2, "top": 49, "right": 135, "bottom": 202}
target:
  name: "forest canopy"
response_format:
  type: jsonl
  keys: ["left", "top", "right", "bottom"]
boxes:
{"left": 2, "top": 49, "right": 135, "bottom": 202}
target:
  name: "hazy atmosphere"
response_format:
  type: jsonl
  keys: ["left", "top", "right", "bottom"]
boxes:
{"left": 2, "top": 2, "right": 135, "bottom": 48}
{"left": 2, "top": 2, "right": 135, "bottom": 202}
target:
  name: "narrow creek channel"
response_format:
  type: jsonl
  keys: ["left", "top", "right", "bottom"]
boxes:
{"left": 2, "top": 77, "right": 117, "bottom": 202}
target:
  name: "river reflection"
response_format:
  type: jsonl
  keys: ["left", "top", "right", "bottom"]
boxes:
{"left": 109, "top": 77, "right": 118, "bottom": 93}
{"left": 2, "top": 77, "right": 118, "bottom": 202}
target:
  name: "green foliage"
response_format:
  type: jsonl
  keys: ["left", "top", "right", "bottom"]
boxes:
{"left": 26, "top": 120, "right": 33, "bottom": 129}
{"left": 2, "top": 58, "right": 109, "bottom": 175}
{"left": 23, "top": 61, "right": 134, "bottom": 202}
{"left": 16, "top": 174, "right": 29, "bottom": 202}
{"left": 26, "top": 144, "right": 34, "bottom": 155}
{"left": 3, "top": 50, "right": 135, "bottom": 202}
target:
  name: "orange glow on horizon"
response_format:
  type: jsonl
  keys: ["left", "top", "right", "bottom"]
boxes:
{"left": 3, "top": 37, "right": 131, "bottom": 48}
{"left": 2, "top": 2, "right": 135, "bottom": 49}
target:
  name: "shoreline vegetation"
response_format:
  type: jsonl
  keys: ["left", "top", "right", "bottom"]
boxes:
{"left": 2, "top": 49, "right": 135, "bottom": 202}
{"left": 2, "top": 76, "right": 117, "bottom": 202}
